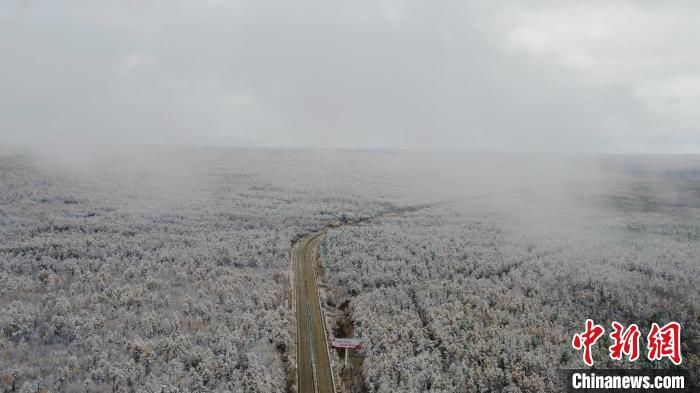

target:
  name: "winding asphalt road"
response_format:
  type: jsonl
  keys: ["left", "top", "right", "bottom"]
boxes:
{"left": 294, "top": 230, "right": 335, "bottom": 393}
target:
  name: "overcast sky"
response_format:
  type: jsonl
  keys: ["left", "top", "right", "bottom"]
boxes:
{"left": 1, "top": 1, "right": 699, "bottom": 153}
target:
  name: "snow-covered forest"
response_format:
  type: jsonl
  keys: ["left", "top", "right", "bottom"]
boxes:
{"left": 0, "top": 147, "right": 416, "bottom": 392}
{"left": 319, "top": 158, "right": 700, "bottom": 392}
{"left": 1, "top": 147, "right": 698, "bottom": 392}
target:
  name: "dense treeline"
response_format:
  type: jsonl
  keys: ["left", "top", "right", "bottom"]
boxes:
{"left": 2, "top": 149, "right": 698, "bottom": 392}
{"left": 0, "top": 150, "right": 398, "bottom": 392}
{"left": 320, "top": 181, "right": 699, "bottom": 392}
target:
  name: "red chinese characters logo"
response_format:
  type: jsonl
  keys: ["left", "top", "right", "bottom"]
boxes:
{"left": 609, "top": 322, "right": 640, "bottom": 362}
{"left": 572, "top": 320, "right": 682, "bottom": 366}
{"left": 647, "top": 322, "right": 682, "bottom": 365}
{"left": 572, "top": 319, "right": 605, "bottom": 366}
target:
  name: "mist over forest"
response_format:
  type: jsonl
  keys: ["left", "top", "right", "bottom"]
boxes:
{"left": 1, "top": 147, "right": 698, "bottom": 392}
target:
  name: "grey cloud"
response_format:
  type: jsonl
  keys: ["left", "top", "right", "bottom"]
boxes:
{"left": 1, "top": 1, "right": 698, "bottom": 153}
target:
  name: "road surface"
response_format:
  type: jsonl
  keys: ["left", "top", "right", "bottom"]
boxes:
{"left": 294, "top": 230, "right": 335, "bottom": 393}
